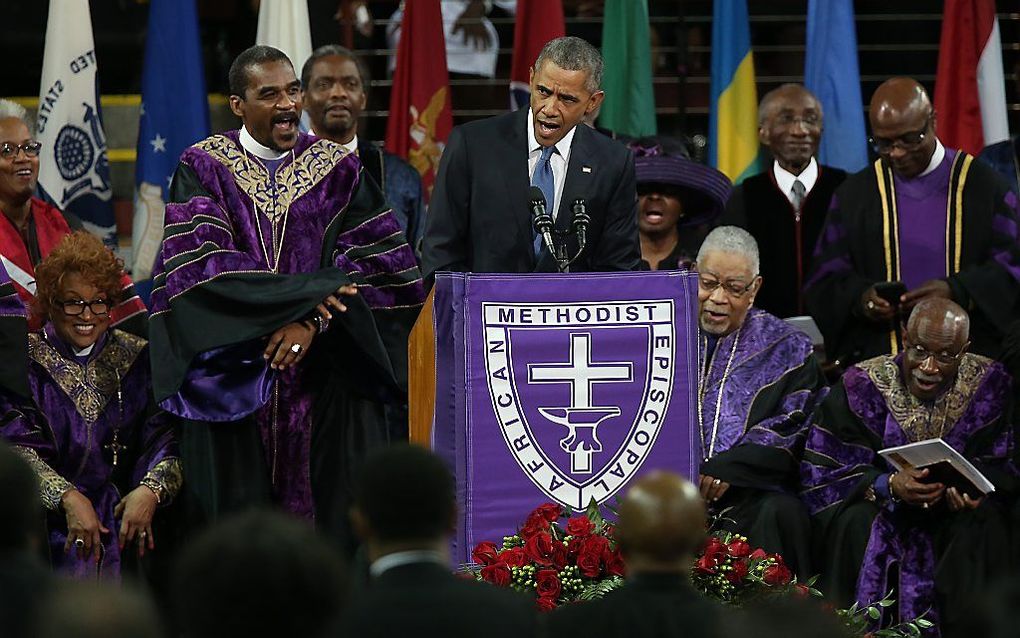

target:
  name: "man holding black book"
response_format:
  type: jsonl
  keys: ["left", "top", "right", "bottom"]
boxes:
{"left": 801, "top": 298, "right": 1016, "bottom": 637}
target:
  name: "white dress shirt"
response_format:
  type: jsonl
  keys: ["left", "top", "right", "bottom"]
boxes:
{"left": 773, "top": 157, "right": 819, "bottom": 205}
{"left": 526, "top": 109, "right": 576, "bottom": 220}
{"left": 239, "top": 125, "right": 287, "bottom": 160}
{"left": 369, "top": 550, "right": 446, "bottom": 578}
{"left": 918, "top": 139, "right": 946, "bottom": 178}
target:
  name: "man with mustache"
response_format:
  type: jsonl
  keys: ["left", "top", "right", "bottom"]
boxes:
{"left": 301, "top": 45, "right": 426, "bottom": 260}
{"left": 422, "top": 36, "right": 640, "bottom": 278}
{"left": 693, "top": 226, "right": 827, "bottom": 580}
{"left": 802, "top": 298, "right": 1015, "bottom": 636}
{"left": 721, "top": 84, "right": 847, "bottom": 318}
{"left": 805, "top": 78, "right": 1020, "bottom": 368}
{"left": 148, "top": 45, "right": 425, "bottom": 552}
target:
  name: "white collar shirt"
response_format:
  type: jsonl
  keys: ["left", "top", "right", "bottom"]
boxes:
{"left": 773, "top": 157, "right": 819, "bottom": 205}
{"left": 526, "top": 109, "right": 576, "bottom": 220}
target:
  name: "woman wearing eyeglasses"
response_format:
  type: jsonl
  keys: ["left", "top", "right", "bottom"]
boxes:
{"left": 0, "top": 232, "right": 180, "bottom": 579}
{"left": 0, "top": 99, "right": 147, "bottom": 335}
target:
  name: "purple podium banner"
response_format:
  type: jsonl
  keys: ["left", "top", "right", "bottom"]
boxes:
{"left": 431, "top": 271, "right": 701, "bottom": 563}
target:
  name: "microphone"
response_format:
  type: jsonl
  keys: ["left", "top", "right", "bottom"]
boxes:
{"left": 529, "top": 186, "right": 556, "bottom": 257}
{"left": 571, "top": 198, "right": 590, "bottom": 254}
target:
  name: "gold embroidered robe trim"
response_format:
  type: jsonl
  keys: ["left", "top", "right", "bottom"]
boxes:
{"left": 13, "top": 445, "right": 73, "bottom": 510}
{"left": 28, "top": 330, "right": 147, "bottom": 424}
{"left": 194, "top": 135, "right": 349, "bottom": 224}
{"left": 140, "top": 457, "right": 183, "bottom": 505}
{"left": 857, "top": 353, "right": 992, "bottom": 442}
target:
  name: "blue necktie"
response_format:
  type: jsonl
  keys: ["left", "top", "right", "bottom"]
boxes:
{"left": 531, "top": 145, "right": 557, "bottom": 256}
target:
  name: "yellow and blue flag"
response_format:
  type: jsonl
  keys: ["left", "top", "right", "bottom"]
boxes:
{"left": 709, "top": 0, "right": 759, "bottom": 184}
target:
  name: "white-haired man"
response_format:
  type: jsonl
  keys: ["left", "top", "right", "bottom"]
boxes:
{"left": 695, "top": 226, "right": 827, "bottom": 579}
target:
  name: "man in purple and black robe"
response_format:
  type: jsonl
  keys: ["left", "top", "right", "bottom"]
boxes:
{"left": 148, "top": 46, "right": 424, "bottom": 552}
{"left": 801, "top": 299, "right": 1016, "bottom": 637}
{"left": 694, "top": 227, "right": 827, "bottom": 579}
{"left": 805, "top": 78, "right": 1020, "bottom": 368}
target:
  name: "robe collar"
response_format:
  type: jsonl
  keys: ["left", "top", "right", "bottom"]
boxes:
{"left": 918, "top": 138, "right": 946, "bottom": 178}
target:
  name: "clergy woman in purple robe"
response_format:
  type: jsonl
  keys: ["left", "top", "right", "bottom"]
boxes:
{"left": 0, "top": 232, "right": 181, "bottom": 580}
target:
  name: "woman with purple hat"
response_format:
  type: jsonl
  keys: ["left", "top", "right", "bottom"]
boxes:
{"left": 629, "top": 139, "right": 732, "bottom": 271}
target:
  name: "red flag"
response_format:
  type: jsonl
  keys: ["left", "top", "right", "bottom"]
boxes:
{"left": 509, "top": 0, "right": 565, "bottom": 110}
{"left": 934, "top": 0, "right": 1009, "bottom": 155}
{"left": 385, "top": 0, "right": 453, "bottom": 199}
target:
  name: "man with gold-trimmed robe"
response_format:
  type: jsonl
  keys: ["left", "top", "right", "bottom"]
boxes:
{"left": 694, "top": 227, "right": 827, "bottom": 579}
{"left": 805, "top": 78, "right": 1020, "bottom": 368}
{"left": 148, "top": 46, "right": 424, "bottom": 552}
{"left": 801, "top": 299, "right": 1016, "bottom": 637}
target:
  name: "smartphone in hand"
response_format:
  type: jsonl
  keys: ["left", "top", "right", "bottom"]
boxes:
{"left": 874, "top": 281, "right": 907, "bottom": 306}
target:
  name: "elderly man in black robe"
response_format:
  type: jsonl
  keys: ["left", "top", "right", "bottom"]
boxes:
{"left": 805, "top": 78, "right": 1020, "bottom": 368}
{"left": 694, "top": 226, "right": 827, "bottom": 578}
{"left": 802, "top": 298, "right": 1016, "bottom": 637}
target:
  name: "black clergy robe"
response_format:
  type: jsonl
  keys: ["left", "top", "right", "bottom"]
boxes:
{"left": 149, "top": 131, "right": 424, "bottom": 553}
{"left": 698, "top": 309, "right": 828, "bottom": 577}
{"left": 801, "top": 354, "right": 1016, "bottom": 636}
{"left": 805, "top": 152, "right": 1020, "bottom": 367}
{"left": 721, "top": 163, "right": 847, "bottom": 318}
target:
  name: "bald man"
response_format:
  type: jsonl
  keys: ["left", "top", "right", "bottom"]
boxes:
{"left": 802, "top": 299, "right": 1016, "bottom": 635}
{"left": 805, "top": 78, "right": 1020, "bottom": 368}
{"left": 545, "top": 471, "right": 722, "bottom": 638}
{"left": 722, "top": 84, "right": 847, "bottom": 318}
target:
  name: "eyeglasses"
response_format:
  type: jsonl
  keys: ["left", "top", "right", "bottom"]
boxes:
{"left": 905, "top": 343, "right": 968, "bottom": 366}
{"left": 868, "top": 117, "right": 931, "bottom": 154}
{"left": 773, "top": 113, "right": 821, "bottom": 128}
{"left": 698, "top": 276, "right": 757, "bottom": 298}
{"left": 0, "top": 141, "right": 42, "bottom": 159}
{"left": 57, "top": 298, "right": 111, "bottom": 317}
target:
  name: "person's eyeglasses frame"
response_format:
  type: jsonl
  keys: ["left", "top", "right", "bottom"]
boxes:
{"left": 0, "top": 140, "right": 43, "bottom": 159}
{"left": 56, "top": 298, "right": 111, "bottom": 317}
{"left": 868, "top": 115, "right": 933, "bottom": 155}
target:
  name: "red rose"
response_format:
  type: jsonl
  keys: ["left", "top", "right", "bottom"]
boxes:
{"left": 520, "top": 514, "right": 548, "bottom": 539}
{"left": 472, "top": 541, "right": 500, "bottom": 566}
{"left": 603, "top": 523, "right": 616, "bottom": 539}
{"left": 480, "top": 562, "right": 511, "bottom": 587}
{"left": 606, "top": 551, "right": 626, "bottom": 577}
{"left": 565, "top": 515, "right": 595, "bottom": 538}
{"left": 525, "top": 531, "right": 556, "bottom": 566}
{"left": 531, "top": 502, "right": 563, "bottom": 523}
{"left": 498, "top": 547, "right": 527, "bottom": 568}
{"left": 702, "top": 537, "right": 727, "bottom": 562}
{"left": 749, "top": 548, "right": 768, "bottom": 560}
{"left": 794, "top": 583, "right": 810, "bottom": 598}
{"left": 535, "top": 595, "right": 558, "bottom": 612}
{"left": 725, "top": 558, "right": 748, "bottom": 583}
{"left": 726, "top": 539, "right": 751, "bottom": 558}
{"left": 695, "top": 555, "right": 717, "bottom": 575}
{"left": 576, "top": 536, "right": 610, "bottom": 577}
{"left": 535, "top": 569, "right": 562, "bottom": 600}
{"left": 550, "top": 540, "right": 568, "bottom": 569}
{"left": 566, "top": 536, "right": 585, "bottom": 558}
{"left": 763, "top": 562, "right": 792, "bottom": 586}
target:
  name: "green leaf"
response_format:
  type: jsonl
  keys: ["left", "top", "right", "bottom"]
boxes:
{"left": 867, "top": 606, "right": 881, "bottom": 620}
{"left": 916, "top": 619, "right": 934, "bottom": 629}
{"left": 878, "top": 598, "right": 895, "bottom": 607}
{"left": 578, "top": 575, "right": 624, "bottom": 601}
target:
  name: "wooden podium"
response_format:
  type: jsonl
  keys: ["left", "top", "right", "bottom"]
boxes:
{"left": 408, "top": 288, "right": 435, "bottom": 445}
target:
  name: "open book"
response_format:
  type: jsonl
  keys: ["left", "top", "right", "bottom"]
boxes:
{"left": 879, "top": 438, "right": 995, "bottom": 500}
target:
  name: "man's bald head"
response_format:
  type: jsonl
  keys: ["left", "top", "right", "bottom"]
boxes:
{"left": 868, "top": 78, "right": 937, "bottom": 178}
{"left": 759, "top": 84, "right": 822, "bottom": 126}
{"left": 902, "top": 298, "right": 970, "bottom": 401}
{"left": 906, "top": 297, "right": 970, "bottom": 343}
{"left": 615, "top": 471, "right": 705, "bottom": 572}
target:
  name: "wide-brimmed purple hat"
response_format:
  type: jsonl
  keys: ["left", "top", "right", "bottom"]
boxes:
{"left": 629, "top": 140, "right": 733, "bottom": 227}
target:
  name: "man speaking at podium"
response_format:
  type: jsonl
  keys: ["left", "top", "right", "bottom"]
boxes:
{"left": 422, "top": 36, "right": 640, "bottom": 279}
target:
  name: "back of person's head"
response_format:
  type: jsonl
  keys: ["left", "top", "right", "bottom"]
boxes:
{"left": 173, "top": 509, "right": 346, "bottom": 638}
{"left": 615, "top": 471, "right": 705, "bottom": 571}
{"left": 353, "top": 444, "right": 455, "bottom": 544}
{"left": 0, "top": 440, "right": 40, "bottom": 552}
{"left": 36, "top": 582, "right": 163, "bottom": 638}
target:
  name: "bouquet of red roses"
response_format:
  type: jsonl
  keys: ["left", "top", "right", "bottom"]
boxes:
{"left": 691, "top": 530, "right": 812, "bottom": 604}
{"left": 466, "top": 501, "right": 625, "bottom": 611}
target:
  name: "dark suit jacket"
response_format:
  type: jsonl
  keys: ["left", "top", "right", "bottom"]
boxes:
{"left": 342, "top": 561, "right": 537, "bottom": 638}
{"left": 422, "top": 109, "right": 640, "bottom": 279}
{"left": 544, "top": 573, "right": 723, "bottom": 638}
